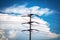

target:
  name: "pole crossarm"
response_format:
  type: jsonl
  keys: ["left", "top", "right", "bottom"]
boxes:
{"left": 21, "top": 11, "right": 39, "bottom": 40}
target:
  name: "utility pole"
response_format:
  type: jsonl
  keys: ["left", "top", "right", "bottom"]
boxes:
{"left": 29, "top": 10, "right": 32, "bottom": 40}
{"left": 22, "top": 10, "right": 39, "bottom": 40}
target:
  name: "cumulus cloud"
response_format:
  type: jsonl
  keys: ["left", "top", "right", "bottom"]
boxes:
{"left": 0, "top": 4, "right": 59, "bottom": 39}
{"left": 2, "top": 4, "right": 53, "bottom": 16}
{"left": 0, "top": 13, "right": 60, "bottom": 39}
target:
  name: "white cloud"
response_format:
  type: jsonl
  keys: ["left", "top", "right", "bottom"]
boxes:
{"left": 0, "top": 14, "right": 60, "bottom": 39}
{"left": 3, "top": 4, "right": 53, "bottom": 16}
{"left": 0, "top": 4, "right": 59, "bottom": 39}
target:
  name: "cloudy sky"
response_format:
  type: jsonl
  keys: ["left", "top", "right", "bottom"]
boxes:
{"left": 0, "top": 0, "right": 60, "bottom": 40}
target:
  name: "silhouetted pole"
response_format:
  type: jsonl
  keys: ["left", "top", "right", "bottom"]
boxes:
{"left": 21, "top": 10, "right": 39, "bottom": 40}
{"left": 29, "top": 10, "right": 32, "bottom": 40}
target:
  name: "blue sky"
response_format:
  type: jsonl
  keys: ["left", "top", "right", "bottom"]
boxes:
{"left": 0, "top": 0, "right": 60, "bottom": 40}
